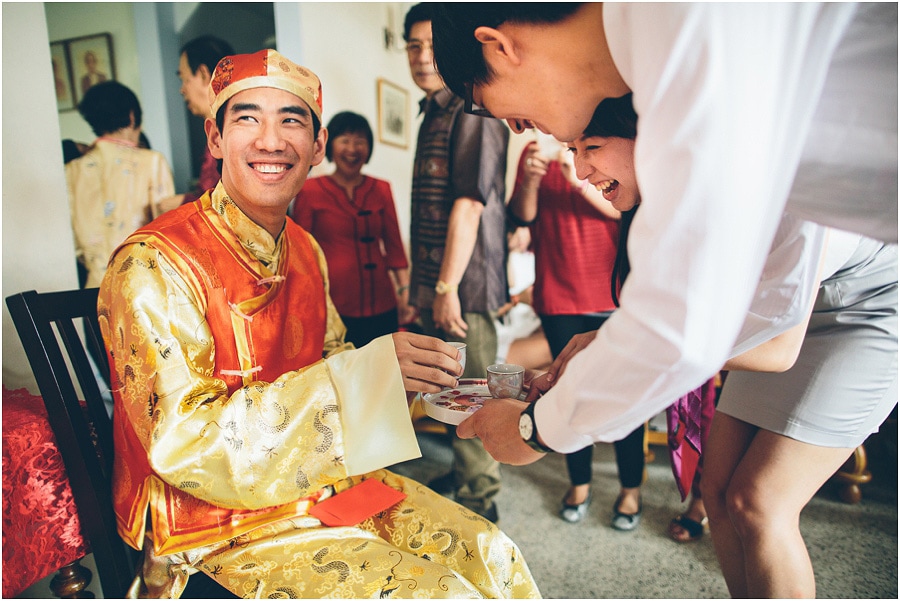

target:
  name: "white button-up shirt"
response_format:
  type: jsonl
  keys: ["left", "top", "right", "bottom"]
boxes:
{"left": 538, "top": 3, "right": 896, "bottom": 451}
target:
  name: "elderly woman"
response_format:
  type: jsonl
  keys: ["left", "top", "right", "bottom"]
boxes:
{"left": 290, "top": 111, "right": 415, "bottom": 347}
{"left": 66, "top": 81, "right": 174, "bottom": 288}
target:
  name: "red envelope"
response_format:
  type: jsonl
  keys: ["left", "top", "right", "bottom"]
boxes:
{"left": 308, "top": 478, "right": 407, "bottom": 527}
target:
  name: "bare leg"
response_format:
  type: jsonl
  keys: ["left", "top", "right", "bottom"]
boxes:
{"left": 703, "top": 414, "right": 853, "bottom": 598}
{"left": 726, "top": 429, "right": 853, "bottom": 598}
{"left": 702, "top": 412, "right": 758, "bottom": 597}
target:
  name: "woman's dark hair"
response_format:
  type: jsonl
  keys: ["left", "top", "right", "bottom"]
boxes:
{"left": 431, "top": 3, "right": 583, "bottom": 99}
{"left": 325, "top": 112, "right": 373, "bottom": 163}
{"left": 581, "top": 93, "right": 639, "bottom": 306}
{"left": 611, "top": 208, "right": 637, "bottom": 307}
{"left": 180, "top": 35, "right": 234, "bottom": 75}
{"left": 583, "top": 93, "right": 638, "bottom": 140}
{"left": 61, "top": 139, "right": 83, "bottom": 164}
{"left": 78, "top": 81, "right": 142, "bottom": 136}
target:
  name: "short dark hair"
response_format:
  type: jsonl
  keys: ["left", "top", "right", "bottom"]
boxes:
{"left": 432, "top": 3, "right": 583, "bottom": 99}
{"left": 325, "top": 112, "right": 373, "bottom": 163}
{"left": 78, "top": 81, "right": 142, "bottom": 136}
{"left": 403, "top": 3, "right": 434, "bottom": 42}
{"left": 583, "top": 93, "right": 638, "bottom": 140}
{"left": 62, "top": 139, "right": 84, "bottom": 164}
{"left": 180, "top": 35, "right": 234, "bottom": 74}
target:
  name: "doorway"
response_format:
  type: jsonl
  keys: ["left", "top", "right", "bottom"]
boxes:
{"left": 177, "top": 3, "right": 276, "bottom": 190}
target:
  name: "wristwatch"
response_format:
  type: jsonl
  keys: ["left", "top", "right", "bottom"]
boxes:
{"left": 435, "top": 280, "right": 458, "bottom": 295}
{"left": 519, "top": 401, "right": 554, "bottom": 453}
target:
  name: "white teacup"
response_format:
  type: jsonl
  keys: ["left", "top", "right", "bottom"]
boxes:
{"left": 448, "top": 341, "right": 467, "bottom": 374}
{"left": 486, "top": 363, "right": 525, "bottom": 399}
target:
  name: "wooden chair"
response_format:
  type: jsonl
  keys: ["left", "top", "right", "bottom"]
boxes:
{"left": 6, "top": 288, "right": 138, "bottom": 598}
{"left": 643, "top": 421, "right": 668, "bottom": 464}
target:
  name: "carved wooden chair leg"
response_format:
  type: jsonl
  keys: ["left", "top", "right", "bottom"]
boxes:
{"left": 832, "top": 445, "right": 872, "bottom": 504}
{"left": 50, "top": 559, "right": 94, "bottom": 599}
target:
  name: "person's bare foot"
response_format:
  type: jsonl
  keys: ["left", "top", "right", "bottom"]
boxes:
{"left": 560, "top": 484, "right": 592, "bottom": 523}
{"left": 615, "top": 487, "right": 641, "bottom": 514}
{"left": 611, "top": 487, "right": 642, "bottom": 531}
{"left": 564, "top": 483, "right": 591, "bottom": 505}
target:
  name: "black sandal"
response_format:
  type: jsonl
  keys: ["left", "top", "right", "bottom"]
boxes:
{"left": 668, "top": 514, "right": 709, "bottom": 542}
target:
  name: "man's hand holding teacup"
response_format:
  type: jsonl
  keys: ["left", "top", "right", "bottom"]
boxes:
{"left": 392, "top": 332, "right": 463, "bottom": 394}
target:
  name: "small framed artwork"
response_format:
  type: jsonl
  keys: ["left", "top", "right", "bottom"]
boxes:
{"left": 377, "top": 78, "right": 409, "bottom": 149}
{"left": 50, "top": 41, "right": 75, "bottom": 112}
{"left": 67, "top": 33, "right": 116, "bottom": 105}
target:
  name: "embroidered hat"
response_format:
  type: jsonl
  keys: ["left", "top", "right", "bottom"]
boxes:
{"left": 208, "top": 49, "right": 323, "bottom": 122}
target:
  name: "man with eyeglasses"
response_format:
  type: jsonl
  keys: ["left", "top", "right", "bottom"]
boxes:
{"left": 403, "top": 2, "right": 510, "bottom": 523}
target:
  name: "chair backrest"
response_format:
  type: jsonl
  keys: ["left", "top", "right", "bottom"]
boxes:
{"left": 6, "top": 288, "right": 138, "bottom": 598}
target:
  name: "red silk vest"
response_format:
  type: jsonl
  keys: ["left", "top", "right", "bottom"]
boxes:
{"left": 111, "top": 194, "right": 328, "bottom": 554}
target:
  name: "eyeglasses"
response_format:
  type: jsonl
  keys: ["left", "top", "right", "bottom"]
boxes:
{"left": 405, "top": 42, "right": 433, "bottom": 55}
{"left": 463, "top": 85, "right": 494, "bottom": 118}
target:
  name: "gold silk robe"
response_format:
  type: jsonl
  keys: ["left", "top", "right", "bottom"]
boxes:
{"left": 67, "top": 139, "right": 175, "bottom": 288}
{"left": 98, "top": 185, "right": 540, "bottom": 599}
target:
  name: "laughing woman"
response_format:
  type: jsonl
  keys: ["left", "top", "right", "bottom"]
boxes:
{"left": 565, "top": 95, "right": 717, "bottom": 536}
{"left": 568, "top": 96, "right": 897, "bottom": 598}
{"left": 290, "top": 111, "right": 415, "bottom": 346}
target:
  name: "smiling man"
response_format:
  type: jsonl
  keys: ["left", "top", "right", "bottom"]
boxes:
{"left": 98, "top": 49, "right": 539, "bottom": 599}
{"left": 429, "top": 3, "right": 897, "bottom": 467}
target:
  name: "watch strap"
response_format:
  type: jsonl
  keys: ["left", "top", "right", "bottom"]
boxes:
{"left": 521, "top": 402, "right": 554, "bottom": 453}
{"left": 435, "top": 280, "right": 458, "bottom": 295}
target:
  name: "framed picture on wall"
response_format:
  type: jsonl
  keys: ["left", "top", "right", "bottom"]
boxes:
{"left": 377, "top": 78, "right": 409, "bottom": 149}
{"left": 50, "top": 41, "right": 75, "bottom": 112}
{"left": 66, "top": 33, "right": 116, "bottom": 105}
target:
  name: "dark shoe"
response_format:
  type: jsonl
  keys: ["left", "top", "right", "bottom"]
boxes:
{"left": 559, "top": 490, "right": 592, "bottom": 523}
{"left": 427, "top": 472, "right": 455, "bottom": 496}
{"left": 611, "top": 493, "right": 642, "bottom": 531}
{"left": 477, "top": 503, "right": 499, "bottom": 523}
{"left": 668, "top": 514, "right": 709, "bottom": 542}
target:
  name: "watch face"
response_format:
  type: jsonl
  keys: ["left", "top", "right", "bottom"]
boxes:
{"left": 518, "top": 412, "right": 533, "bottom": 440}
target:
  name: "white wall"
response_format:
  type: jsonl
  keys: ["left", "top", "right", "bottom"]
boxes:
{"left": 2, "top": 2, "right": 79, "bottom": 392}
{"left": 281, "top": 2, "right": 420, "bottom": 245}
{"left": 135, "top": 3, "right": 191, "bottom": 191}
{"left": 45, "top": 3, "right": 143, "bottom": 145}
